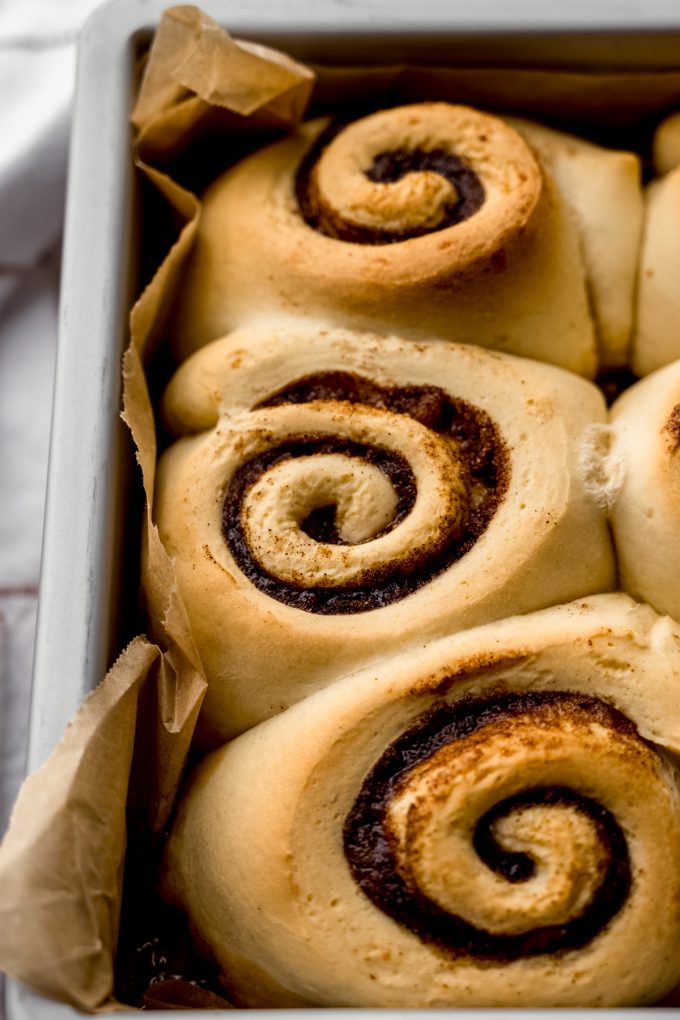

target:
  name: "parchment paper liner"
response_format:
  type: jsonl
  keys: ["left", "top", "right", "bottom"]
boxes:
{"left": 3, "top": 3, "right": 680, "bottom": 1010}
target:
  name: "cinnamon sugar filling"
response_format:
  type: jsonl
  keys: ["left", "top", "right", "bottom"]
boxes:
{"left": 221, "top": 373, "right": 508, "bottom": 614}
{"left": 344, "top": 691, "right": 633, "bottom": 960}
{"left": 296, "top": 122, "right": 486, "bottom": 244}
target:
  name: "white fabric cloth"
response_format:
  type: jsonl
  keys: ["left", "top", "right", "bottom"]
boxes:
{"left": 0, "top": 0, "right": 103, "bottom": 840}
{"left": 0, "top": 254, "right": 59, "bottom": 836}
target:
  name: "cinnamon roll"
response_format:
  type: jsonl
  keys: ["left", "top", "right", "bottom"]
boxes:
{"left": 653, "top": 109, "right": 680, "bottom": 175}
{"left": 608, "top": 359, "right": 680, "bottom": 623}
{"left": 161, "top": 594, "right": 680, "bottom": 1007}
{"left": 506, "top": 117, "right": 643, "bottom": 369}
{"left": 631, "top": 165, "right": 680, "bottom": 375}
{"left": 168, "top": 102, "right": 599, "bottom": 376}
{"left": 155, "top": 322, "right": 615, "bottom": 742}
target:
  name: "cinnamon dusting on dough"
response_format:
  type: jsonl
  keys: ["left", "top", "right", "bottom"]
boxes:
{"left": 664, "top": 403, "right": 680, "bottom": 448}
{"left": 220, "top": 373, "right": 509, "bottom": 614}
{"left": 344, "top": 692, "right": 636, "bottom": 961}
{"left": 414, "top": 653, "right": 532, "bottom": 697}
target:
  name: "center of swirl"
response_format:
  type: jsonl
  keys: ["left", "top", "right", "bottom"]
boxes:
{"left": 344, "top": 692, "right": 633, "bottom": 960}
{"left": 295, "top": 103, "right": 542, "bottom": 265}
{"left": 221, "top": 374, "right": 508, "bottom": 614}
{"left": 297, "top": 125, "right": 486, "bottom": 244}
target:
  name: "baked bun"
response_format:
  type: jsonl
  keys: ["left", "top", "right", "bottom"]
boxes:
{"left": 653, "top": 109, "right": 680, "bottom": 174}
{"left": 169, "top": 102, "right": 599, "bottom": 376}
{"left": 162, "top": 595, "right": 680, "bottom": 1008}
{"left": 507, "top": 117, "right": 643, "bottom": 369}
{"left": 608, "top": 360, "right": 680, "bottom": 621}
{"left": 631, "top": 166, "right": 680, "bottom": 375}
{"left": 155, "top": 322, "right": 615, "bottom": 742}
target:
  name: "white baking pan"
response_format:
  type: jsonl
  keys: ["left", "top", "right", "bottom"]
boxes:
{"left": 7, "top": 0, "right": 680, "bottom": 1015}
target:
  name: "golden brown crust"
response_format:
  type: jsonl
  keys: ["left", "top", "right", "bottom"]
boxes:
{"left": 169, "top": 104, "right": 597, "bottom": 375}
{"left": 653, "top": 109, "right": 680, "bottom": 175}
{"left": 162, "top": 595, "right": 680, "bottom": 1007}
{"left": 303, "top": 104, "right": 540, "bottom": 255}
{"left": 154, "top": 322, "right": 615, "bottom": 743}
{"left": 507, "top": 116, "right": 643, "bottom": 369}
{"left": 632, "top": 168, "right": 680, "bottom": 375}
{"left": 609, "top": 360, "right": 680, "bottom": 621}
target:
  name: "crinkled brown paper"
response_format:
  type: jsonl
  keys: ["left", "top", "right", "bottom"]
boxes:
{"left": 2, "top": 3, "right": 680, "bottom": 1011}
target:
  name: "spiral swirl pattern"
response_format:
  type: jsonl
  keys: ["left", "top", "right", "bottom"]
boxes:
{"left": 168, "top": 104, "right": 598, "bottom": 376}
{"left": 296, "top": 114, "right": 487, "bottom": 243}
{"left": 222, "top": 381, "right": 497, "bottom": 613}
{"left": 161, "top": 596, "right": 680, "bottom": 1006}
{"left": 155, "top": 324, "right": 614, "bottom": 740}
{"left": 295, "top": 104, "right": 536, "bottom": 246}
{"left": 345, "top": 691, "right": 633, "bottom": 960}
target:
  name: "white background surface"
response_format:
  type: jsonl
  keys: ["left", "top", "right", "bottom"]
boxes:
{"left": 0, "top": 0, "right": 104, "bottom": 837}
